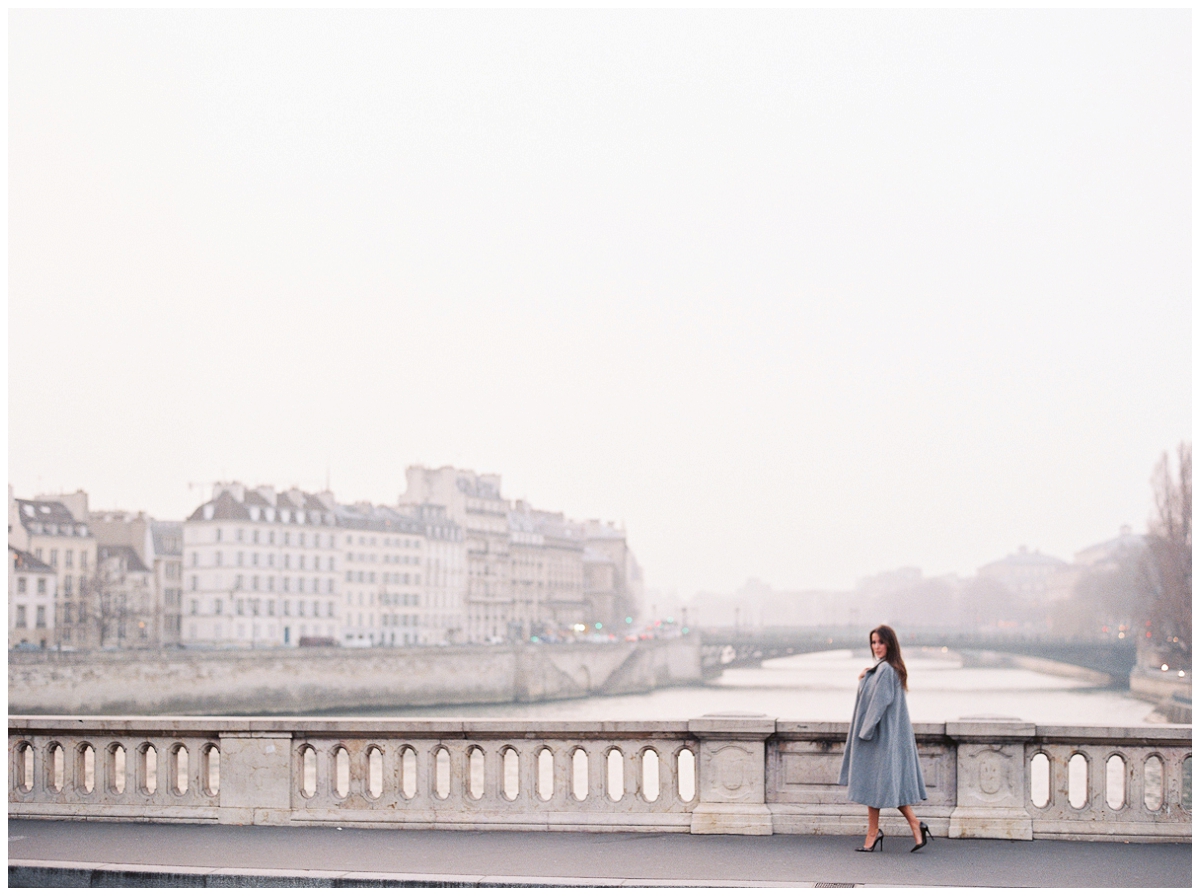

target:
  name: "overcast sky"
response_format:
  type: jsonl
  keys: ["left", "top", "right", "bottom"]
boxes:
{"left": 9, "top": 10, "right": 1190, "bottom": 596}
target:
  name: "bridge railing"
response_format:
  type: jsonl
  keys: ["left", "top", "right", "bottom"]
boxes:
{"left": 9, "top": 716, "right": 1190, "bottom": 842}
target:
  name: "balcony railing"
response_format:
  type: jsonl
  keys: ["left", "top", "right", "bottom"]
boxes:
{"left": 9, "top": 716, "right": 1190, "bottom": 842}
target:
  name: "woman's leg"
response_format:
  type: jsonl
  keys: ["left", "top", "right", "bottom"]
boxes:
{"left": 865, "top": 806, "right": 881, "bottom": 847}
{"left": 897, "top": 804, "right": 922, "bottom": 845}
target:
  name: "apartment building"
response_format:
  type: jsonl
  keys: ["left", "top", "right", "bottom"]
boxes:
{"left": 182, "top": 484, "right": 341, "bottom": 647}
{"left": 399, "top": 466, "right": 512, "bottom": 642}
{"left": 8, "top": 488, "right": 96, "bottom": 648}
{"left": 9, "top": 546, "right": 56, "bottom": 648}
{"left": 335, "top": 501, "right": 466, "bottom": 647}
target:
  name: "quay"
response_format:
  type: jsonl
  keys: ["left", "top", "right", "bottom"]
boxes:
{"left": 9, "top": 714, "right": 1190, "bottom": 886}
{"left": 8, "top": 819, "right": 1191, "bottom": 887}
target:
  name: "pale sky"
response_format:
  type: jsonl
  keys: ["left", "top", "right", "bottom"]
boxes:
{"left": 9, "top": 10, "right": 1191, "bottom": 596}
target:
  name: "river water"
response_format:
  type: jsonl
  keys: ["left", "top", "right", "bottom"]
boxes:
{"left": 353, "top": 649, "right": 1171, "bottom": 726}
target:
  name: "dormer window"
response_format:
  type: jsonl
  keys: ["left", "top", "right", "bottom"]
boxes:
{"left": 265, "top": 508, "right": 275, "bottom": 522}
{"left": 249, "top": 507, "right": 261, "bottom": 522}
{"left": 203, "top": 505, "right": 215, "bottom": 521}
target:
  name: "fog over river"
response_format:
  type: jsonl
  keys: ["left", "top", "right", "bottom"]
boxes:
{"left": 342, "top": 649, "right": 1168, "bottom": 726}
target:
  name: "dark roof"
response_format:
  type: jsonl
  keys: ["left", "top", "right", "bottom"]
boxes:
{"left": 14, "top": 499, "right": 89, "bottom": 536}
{"left": 187, "top": 490, "right": 252, "bottom": 522}
{"left": 9, "top": 545, "right": 54, "bottom": 573}
{"left": 336, "top": 503, "right": 425, "bottom": 534}
{"left": 97, "top": 545, "right": 151, "bottom": 573}
{"left": 150, "top": 521, "right": 183, "bottom": 556}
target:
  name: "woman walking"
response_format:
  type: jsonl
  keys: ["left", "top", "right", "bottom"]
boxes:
{"left": 838, "top": 625, "right": 930, "bottom": 853}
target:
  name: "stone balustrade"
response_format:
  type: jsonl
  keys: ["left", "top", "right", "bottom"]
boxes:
{"left": 9, "top": 716, "right": 1190, "bottom": 842}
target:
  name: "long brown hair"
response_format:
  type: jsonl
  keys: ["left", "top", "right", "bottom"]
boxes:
{"left": 870, "top": 625, "right": 908, "bottom": 691}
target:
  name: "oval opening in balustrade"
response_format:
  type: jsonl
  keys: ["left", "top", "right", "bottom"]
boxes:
{"left": 203, "top": 744, "right": 221, "bottom": 797}
{"left": 468, "top": 746, "right": 485, "bottom": 800}
{"left": 537, "top": 748, "right": 554, "bottom": 802}
{"left": 16, "top": 742, "right": 34, "bottom": 793}
{"left": 606, "top": 748, "right": 624, "bottom": 801}
{"left": 502, "top": 747, "right": 519, "bottom": 801}
{"left": 1067, "top": 753, "right": 1088, "bottom": 809}
{"left": 333, "top": 746, "right": 350, "bottom": 798}
{"left": 172, "top": 745, "right": 189, "bottom": 796}
{"left": 1105, "top": 754, "right": 1126, "bottom": 810}
{"left": 677, "top": 748, "right": 696, "bottom": 803}
{"left": 367, "top": 746, "right": 384, "bottom": 799}
{"left": 1183, "top": 755, "right": 1191, "bottom": 812}
{"left": 434, "top": 747, "right": 451, "bottom": 800}
{"left": 47, "top": 743, "right": 64, "bottom": 794}
{"left": 401, "top": 746, "right": 417, "bottom": 799}
{"left": 299, "top": 745, "right": 317, "bottom": 798}
{"left": 141, "top": 744, "right": 158, "bottom": 796}
{"left": 1029, "top": 752, "right": 1050, "bottom": 808}
{"left": 79, "top": 744, "right": 95, "bottom": 795}
{"left": 571, "top": 748, "right": 589, "bottom": 801}
{"left": 642, "top": 748, "right": 660, "bottom": 802}
{"left": 110, "top": 744, "right": 127, "bottom": 795}
{"left": 1144, "top": 755, "right": 1164, "bottom": 811}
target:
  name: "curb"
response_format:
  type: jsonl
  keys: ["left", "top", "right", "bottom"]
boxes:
{"left": 9, "top": 860, "right": 832, "bottom": 888}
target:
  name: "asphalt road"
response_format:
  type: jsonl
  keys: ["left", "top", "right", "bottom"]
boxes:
{"left": 7, "top": 819, "right": 1192, "bottom": 888}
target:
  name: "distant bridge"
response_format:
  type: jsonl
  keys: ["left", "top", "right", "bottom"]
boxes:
{"left": 698, "top": 627, "right": 1139, "bottom": 688}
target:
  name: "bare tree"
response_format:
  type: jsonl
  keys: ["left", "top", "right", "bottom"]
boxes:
{"left": 79, "top": 562, "right": 131, "bottom": 648}
{"left": 1142, "top": 442, "right": 1191, "bottom": 665}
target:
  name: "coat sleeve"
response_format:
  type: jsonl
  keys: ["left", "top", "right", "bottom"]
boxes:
{"left": 857, "top": 663, "right": 898, "bottom": 741}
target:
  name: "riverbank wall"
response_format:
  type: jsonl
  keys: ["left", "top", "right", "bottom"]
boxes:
{"left": 8, "top": 637, "right": 703, "bottom": 716}
{"left": 1130, "top": 666, "right": 1192, "bottom": 724}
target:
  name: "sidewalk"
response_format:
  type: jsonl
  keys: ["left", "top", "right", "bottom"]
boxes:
{"left": 7, "top": 819, "right": 1191, "bottom": 888}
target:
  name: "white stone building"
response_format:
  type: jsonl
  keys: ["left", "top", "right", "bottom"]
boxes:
{"left": 8, "top": 488, "right": 97, "bottom": 648}
{"left": 399, "top": 466, "right": 513, "bottom": 643}
{"left": 9, "top": 545, "right": 56, "bottom": 648}
{"left": 182, "top": 484, "right": 342, "bottom": 647}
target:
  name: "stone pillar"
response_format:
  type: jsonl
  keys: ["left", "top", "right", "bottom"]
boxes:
{"left": 947, "top": 720, "right": 1035, "bottom": 840}
{"left": 689, "top": 714, "right": 775, "bottom": 835}
{"left": 217, "top": 731, "right": 293, "bottom": 825}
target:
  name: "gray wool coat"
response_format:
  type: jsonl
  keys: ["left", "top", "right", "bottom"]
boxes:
{"left": 838, "top": 660, "right": 927, "bottom": 808}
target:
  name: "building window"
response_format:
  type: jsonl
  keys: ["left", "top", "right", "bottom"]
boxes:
{"left": 237, "top": 552, "right": 244, "bottom": 566}
{"left": 216, "top": 528, "right": 222, "bottom": 542}
{"left": 65, "top": 549, "right": 73, "bottom": 568}
{"left": 191, "top": 575, "right": 199, "bottom": 590}
{"left": 235, "top": 575, "right": 243, "bottom": 589}
{"left": 17, "top": 577, "right": 26, "bottom": 594}
{"left": 16, "top": 606, "right": 26, "bottom": 627}
{"left": 346, "top": 571, "right": 352, "bottom": 582}
{"left": 252, "top": 576, "right": 259, "bottom": 591}
{"left": 80, "top": 551, "right": 87, "bottom": 569}
{"left": 36, "top": 606, "right": 46, "bottom": 628}
{"left": 268, "top": 600, "right": 275, "bottom": 616}
{"left": 237, "top": 529, "right": 244, "bottom": 542}
{"left": 191, "top": 600, "right": 199, "bottom": 615}
{"left": 50, "top": 549, "right": 58, "bottom": 566}
{"left": 215, "top": 551, "right": 222, "bottom": 566}
{"left": 253, "top": 530, "right": 260, "bottom": 544}
{"left": 37, "top": 578, "right": 46, "bottom": 595}
{"left": 64, "top": 575, "right": 72, "bottom": 596}
{"left": 34, "top": 548, "right": 42, "bottom": 561}
{"left": 237, "top": 599, "right": 245, "bottom": 616}
{"left": 214, "top": 599, "right": 223, "bottom": 614}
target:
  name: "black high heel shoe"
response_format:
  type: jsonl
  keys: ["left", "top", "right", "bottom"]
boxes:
{"left": 911, "top": 822, "right": 931, "bottom": 852}
{"left": 855, "top": 830, "right": 884, "bottom": 852}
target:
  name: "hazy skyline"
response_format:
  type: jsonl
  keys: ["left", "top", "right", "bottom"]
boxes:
{"left": 9, "top": 10, "right": 1190, "bottom": 596}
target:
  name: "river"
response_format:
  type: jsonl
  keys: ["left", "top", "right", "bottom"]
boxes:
{"left": 339, "top": 648, "right": 1172, "bottom": 725}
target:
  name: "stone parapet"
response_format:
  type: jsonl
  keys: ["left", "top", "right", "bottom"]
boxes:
{"left": 9, "top": 716, "right": 1191, "bottom": 842}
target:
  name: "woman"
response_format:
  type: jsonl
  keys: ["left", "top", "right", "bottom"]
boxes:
{"left": 838, "top": 625, "right": 931, "bottom": 853}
